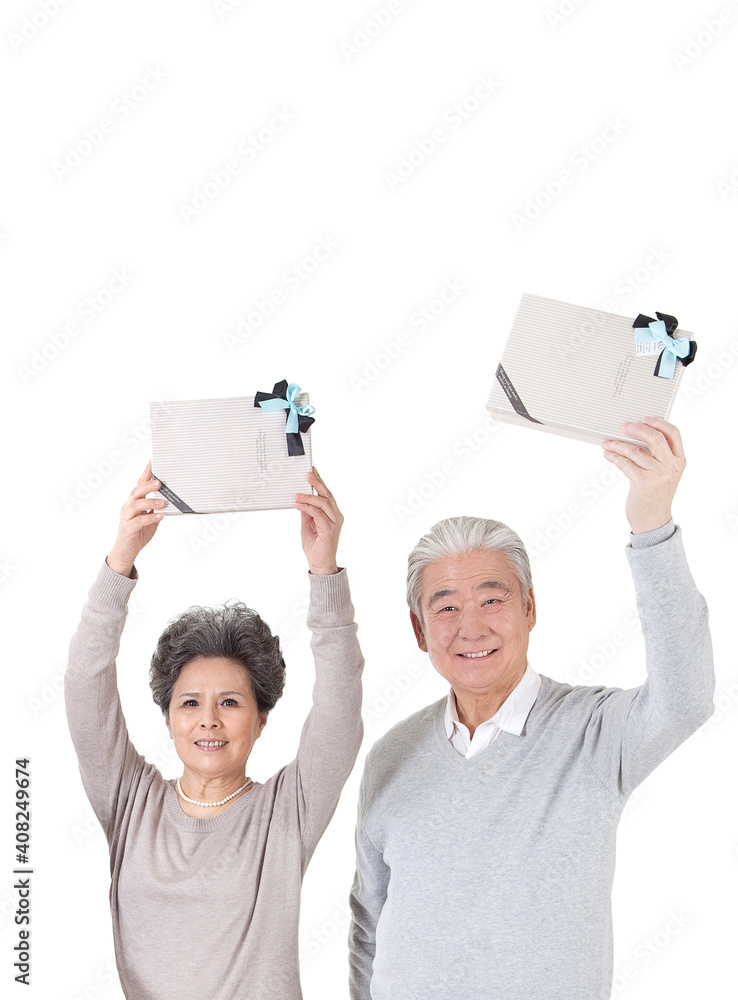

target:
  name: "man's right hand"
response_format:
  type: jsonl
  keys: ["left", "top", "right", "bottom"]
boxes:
{"left": 106, "top": 460, "right": 165, "bottom": 578}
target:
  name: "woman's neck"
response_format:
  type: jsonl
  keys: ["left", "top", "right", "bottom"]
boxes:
{"left": 175, "top": 771, "right": 252, "bottom": 818}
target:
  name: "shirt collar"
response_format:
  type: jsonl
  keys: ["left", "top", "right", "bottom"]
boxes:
{"left": 443, "top": 663, "right": 541, "bottom": 739}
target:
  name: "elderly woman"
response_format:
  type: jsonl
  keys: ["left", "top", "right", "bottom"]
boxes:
{"left": 65, "top": 462, "right": 363, "bottom": 1000}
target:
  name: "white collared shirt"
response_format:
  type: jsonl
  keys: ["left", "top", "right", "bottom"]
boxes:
{"left": 444, "top": 663, "right": 542, "bottom": 758}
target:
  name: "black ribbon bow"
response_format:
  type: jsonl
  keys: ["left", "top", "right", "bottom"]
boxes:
{"left": 254, "top": 379, "right": 315, "bottom": 456}
{"left": 632, "top": 311, "right": 698, "bottom": 378}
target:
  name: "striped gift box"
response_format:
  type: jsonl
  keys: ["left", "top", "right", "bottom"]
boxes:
{"left": 487, "top": 293, "right": 694, "bottom": 448}
{"left": 149, "top": 393, "right": 313, "bottom": 515}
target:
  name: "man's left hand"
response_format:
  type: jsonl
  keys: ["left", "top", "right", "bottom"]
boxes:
{"left": 601, "top": 416, "right": 686, "bottom": 534}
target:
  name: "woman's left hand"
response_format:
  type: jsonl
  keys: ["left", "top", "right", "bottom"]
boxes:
{"left": 294, "top": 468, "right": 343, "bottom": 575}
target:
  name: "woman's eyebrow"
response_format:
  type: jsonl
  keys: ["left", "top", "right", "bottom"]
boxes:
{"left": 177, "top": 690, "right": 243, "bottom": 698}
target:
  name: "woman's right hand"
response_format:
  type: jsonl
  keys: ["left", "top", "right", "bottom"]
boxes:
{"left": 107, "top": 460, "right": 166, "bottom": 578}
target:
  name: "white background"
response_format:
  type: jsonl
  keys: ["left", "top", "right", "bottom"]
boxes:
{"left": 2, "top": 1, "right": 736, "bottom": 997}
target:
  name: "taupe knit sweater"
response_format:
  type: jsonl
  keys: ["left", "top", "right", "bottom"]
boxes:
{"left": 66, "top": 560, "right": 364, "bottom": 1000}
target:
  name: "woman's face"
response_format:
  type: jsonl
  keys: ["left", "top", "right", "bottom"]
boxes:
{"left": 166, "top": 657, "right": 266, "bottom": 787}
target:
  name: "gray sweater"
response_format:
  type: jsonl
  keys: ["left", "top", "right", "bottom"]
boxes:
{"left": 349, "top": 524, "right": 715, "bottom": 1000}
{"left": 65, "top": 560, "right": 363, "bottom": 1000}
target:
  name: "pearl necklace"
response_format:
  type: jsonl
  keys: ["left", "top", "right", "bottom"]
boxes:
{"left": 176, "top": 777, "right": 252, "bottom": 808}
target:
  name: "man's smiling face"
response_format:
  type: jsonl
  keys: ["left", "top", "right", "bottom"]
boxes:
{"left": 410, "top": 547, "right": 536, "bottom": 704}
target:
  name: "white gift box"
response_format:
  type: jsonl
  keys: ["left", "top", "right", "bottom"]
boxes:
{"left": 148, "top": 390, "right": 313, "bottom": 515}
{"left": 486, "top": 293, "right": 695, "bottom": 447}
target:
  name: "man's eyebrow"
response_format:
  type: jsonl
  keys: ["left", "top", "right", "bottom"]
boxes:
{"left": 427, "top": 588, "right": 456, "bottom": 606}
{"left": 427, "top": 580, "right": 510, "bottom": 607}
{"left": 474, "top": 580, "right": 511, "bottom": 593}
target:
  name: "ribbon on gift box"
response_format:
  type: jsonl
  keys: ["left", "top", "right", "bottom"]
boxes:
{"left": 254, "top": 380, "right": 316, "bottom": 456}
{"left": 632, "top": 312, "right": 698, "bottom": 379}
{"left": 153, "top": 479, "right": 197, "bottom": 514}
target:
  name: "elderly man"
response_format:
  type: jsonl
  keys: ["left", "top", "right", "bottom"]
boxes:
{"left": 348, "top": 417, "right": 715, "bottom": 1000}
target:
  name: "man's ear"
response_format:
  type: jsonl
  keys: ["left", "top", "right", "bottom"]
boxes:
{"left": 410, "top": 610, "right": 428, "bottom": 652}
{"left": 525, "top": 587, "right": 536, "bottom": 631}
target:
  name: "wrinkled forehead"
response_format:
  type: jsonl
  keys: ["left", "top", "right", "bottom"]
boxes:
{"left": 420, "top": 548, "right": 521, "bottom": 606}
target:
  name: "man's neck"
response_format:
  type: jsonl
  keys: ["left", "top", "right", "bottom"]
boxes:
{"left": 453, "top": 666, "right": 526, "bottom": 739}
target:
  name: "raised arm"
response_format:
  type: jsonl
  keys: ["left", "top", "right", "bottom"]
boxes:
{"left": 65, "top": 463, "right": 165, "bottom": 833}
{"left": 582, "top": 419, "right": 715, "bottom": 797}
{"left": 273, "top": 469, "right": 364, "bottom": 858}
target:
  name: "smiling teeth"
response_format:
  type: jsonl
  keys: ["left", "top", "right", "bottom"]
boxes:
{"left": 196, "top": 740, "right": 227, "bottom": 746}
{"left": 460, "top": 651, "right": 493, "bottom": 658}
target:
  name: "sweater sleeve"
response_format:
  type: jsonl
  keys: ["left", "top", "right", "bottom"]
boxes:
{"left": 348, "top": 753, "right": 388, "bottom": 1000}
{"left": 274, "top": 567, "right": 364, "bottom": 862}
{"left": 582, "top": 523, "right": 715, "bottom": 798}
{"left": 64, "top": 559, "right": 148, "bottom": 837}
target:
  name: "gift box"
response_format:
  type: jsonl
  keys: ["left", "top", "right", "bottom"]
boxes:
{"left": 148, "top": 381, "right": 314, "bottom": 515}
{"left": 486, "top": 293, "right": 696, "bottom": 447}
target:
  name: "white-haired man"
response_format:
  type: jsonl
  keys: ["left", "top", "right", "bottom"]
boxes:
{"left": 349, "top": 418, "right": 715, "bottom": 1000}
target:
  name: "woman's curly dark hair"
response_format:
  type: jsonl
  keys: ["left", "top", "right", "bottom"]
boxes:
{"left": 149, "top": 600, "right": 285, "bottom": 716}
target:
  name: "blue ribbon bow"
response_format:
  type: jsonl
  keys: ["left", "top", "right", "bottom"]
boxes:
{"left": 632, "top": 312, "right": 697, "bottom": 379}
{"left": 254, "top": 380, "right": 315, "bottom": 455}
